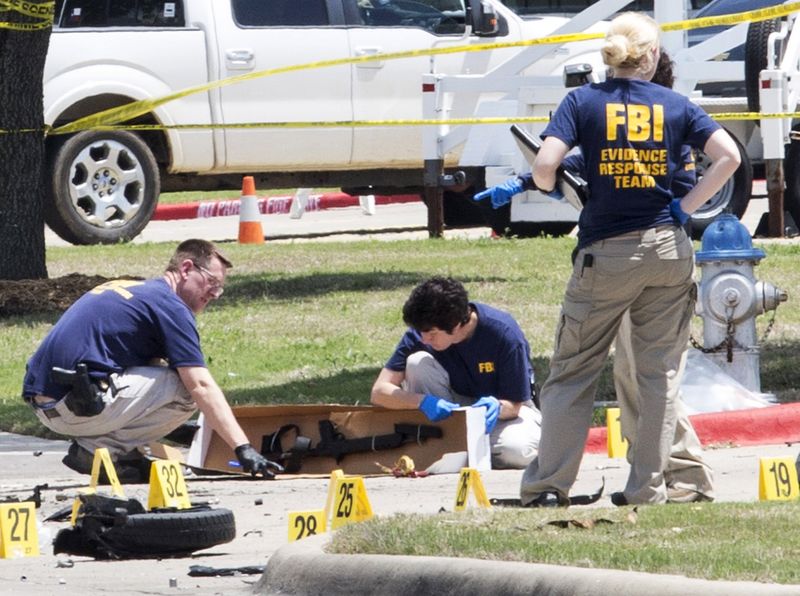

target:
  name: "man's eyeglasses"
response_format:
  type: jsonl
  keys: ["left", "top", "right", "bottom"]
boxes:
{"left": 193, "top": 262, "right": 224, "bottom": 297}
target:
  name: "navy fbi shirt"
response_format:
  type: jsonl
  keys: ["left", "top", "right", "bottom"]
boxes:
{"left": 385, "top": 302, "right": 533, "bottom": 403}
{"left": 23, "top": 278, "right": 206, "bottom": 400}
{"left": 543, "top": 78, "right": 720, "bottom": 248}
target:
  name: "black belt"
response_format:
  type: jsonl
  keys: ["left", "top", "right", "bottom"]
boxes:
{"left": 40, "top": 407, "right": 61, "bottom": 419}
{"left": 24, "top": 395, "right": 61, "bottom": 419}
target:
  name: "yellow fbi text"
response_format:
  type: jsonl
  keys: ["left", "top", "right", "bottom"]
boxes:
{"left": 601, "top": 103, "right": 666, "bottom": 189}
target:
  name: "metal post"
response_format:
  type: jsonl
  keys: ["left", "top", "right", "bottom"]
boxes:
{"left": 422, "top": 73, "right": 444, "bottom": 238}
{"left": 423, "top": 159, "right": 444, "bottom": 238}
{"left": 765, "top": 159, "right": 785, "bottom": 238}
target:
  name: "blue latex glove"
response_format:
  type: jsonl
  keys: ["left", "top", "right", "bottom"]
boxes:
{"left": 419, "top": 394, "right": 459, "bottom": 422}
{"left": 670, "top": 198, "right": 690, "bottom": 226}
{"left": 472, "top": 396, "right": 500, "bottom": 434}
{"left": 472, "top": 177, "right": 526, "bottom": 209}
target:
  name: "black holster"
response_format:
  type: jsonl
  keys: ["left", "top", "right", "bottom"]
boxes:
{"left": 50, "top": 364, "right": 106, "bottom": 417}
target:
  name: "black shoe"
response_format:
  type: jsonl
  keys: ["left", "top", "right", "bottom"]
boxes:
{"left": 610, "top": 491, "right": 629, "bottom": 506}
{"left": 524, "top": 491, "right": 568, "bottom": 508}
{"left": 162, "top": 421, "right": 200, "bottom": 447}
{"left": 667, "top": 487, "right": 714, "bottom": 504}
{"left": 62, "top": 441, "right": 150, "bottom": 484}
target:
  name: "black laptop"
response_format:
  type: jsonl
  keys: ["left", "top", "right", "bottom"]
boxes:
{"left": 510, "top": 124, "right": 588, "bottom": 210}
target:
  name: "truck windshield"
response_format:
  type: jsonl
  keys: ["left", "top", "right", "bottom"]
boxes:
{"left": 500, "top": 0, "right": 713, "bottom": 18}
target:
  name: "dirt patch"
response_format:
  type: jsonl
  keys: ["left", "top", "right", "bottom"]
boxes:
{"left": 0, "top": 274, "right": 139, "bottom": 317}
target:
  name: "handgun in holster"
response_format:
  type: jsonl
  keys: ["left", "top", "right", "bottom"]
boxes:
{"left": 50, "top": 363, "right": 106, "bottom": 417}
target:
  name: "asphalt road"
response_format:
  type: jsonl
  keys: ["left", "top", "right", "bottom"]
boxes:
{"left": 44, "top": 183, "right": 776, "bottom": 248}
{"left": 1, "top": 432, "right": 799, "bottom": 595}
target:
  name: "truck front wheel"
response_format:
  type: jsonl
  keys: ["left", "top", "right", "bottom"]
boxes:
{"left": 689, "top": 129, "right": 752, "bottom": 239}
{"left": 46, "top": 131, "right": 159, "bottom": 245}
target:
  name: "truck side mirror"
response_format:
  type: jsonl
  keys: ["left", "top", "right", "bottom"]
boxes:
{"left": 468, "top": 0, "right": 499, "bottom": 37}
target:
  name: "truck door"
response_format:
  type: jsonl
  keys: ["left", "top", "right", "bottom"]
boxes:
{"left": 345, "top": 0, "right": 503, "bottom": 167}
{"left": 214, "top": 0, "right": 352, "bottom": 169}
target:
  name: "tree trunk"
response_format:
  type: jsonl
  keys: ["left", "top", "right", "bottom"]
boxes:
{"left": 0, "top": 3, "right": 53, "bottom": 280}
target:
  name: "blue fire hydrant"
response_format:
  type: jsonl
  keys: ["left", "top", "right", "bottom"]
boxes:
{"left": 695, "top": 214, "right": 787, "bottom": 392}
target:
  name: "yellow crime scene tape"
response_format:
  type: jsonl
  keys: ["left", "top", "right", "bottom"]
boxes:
{"left": 0, "top": 0, "right": 53, "bottom": 30}
{"left": 67, "top": 111, "right": 800, "bottom": 133}
{"left": 2, "top": 1, "right": 800, "bottom": 136}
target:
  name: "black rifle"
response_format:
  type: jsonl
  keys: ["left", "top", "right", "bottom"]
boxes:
{"left": 261, "top": 420, "right": 443, "bottom": 473}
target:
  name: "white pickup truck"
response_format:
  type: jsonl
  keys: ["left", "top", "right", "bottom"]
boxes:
{"left": 42, "top": 0, "right": 614, "bottom": 243}
{"left": 44, "top": 0, "right": 757, "bottom": 244}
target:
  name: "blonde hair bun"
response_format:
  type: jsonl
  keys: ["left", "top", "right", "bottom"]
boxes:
{"left": 602, "top": 12, "right": 659, "bottom": 71}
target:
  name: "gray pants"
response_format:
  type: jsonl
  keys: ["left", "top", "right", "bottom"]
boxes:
{"left": 615, "top": 312, "right": 714, "bottom": 500}
{"left": 521, "top": 225, "right": 695, "bottom": 505}
{"left": 32, "top": 366, "right": 196, "bottom": 457}
{"left": 405, "top": 352, "right": 542, "bottom": 469}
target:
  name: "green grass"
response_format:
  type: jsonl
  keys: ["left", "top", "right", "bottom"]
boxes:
{"left": 2, "top": 237, "right": 799, "bottom": 438}
{"left": 329, "top": 502, "right": 800, "bottom": 584}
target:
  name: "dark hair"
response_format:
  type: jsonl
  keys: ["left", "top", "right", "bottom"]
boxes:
{"left": 166, "top": 239, "right": 232, "bottom": 273}
{"left": 651, "top": 48, "right": 675, "bottom": 89}
{"left": 402, "top": 276, "right": 471, "bottom": 333}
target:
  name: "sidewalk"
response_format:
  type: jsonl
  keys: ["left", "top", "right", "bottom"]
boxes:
{"left": 2, "top": 431, "right": 799, "bottom": 595}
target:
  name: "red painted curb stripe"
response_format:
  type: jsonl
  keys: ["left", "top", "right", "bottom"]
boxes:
{"left": 585, "top": 402, "right": 800, "bottom": 454}
{"left": 152, "top": 193, "right": 422, "bottom": 221}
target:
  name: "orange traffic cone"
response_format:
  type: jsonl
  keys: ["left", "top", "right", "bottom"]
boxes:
{"left": 237, "top": 176, "right": 265, "bottom": 244}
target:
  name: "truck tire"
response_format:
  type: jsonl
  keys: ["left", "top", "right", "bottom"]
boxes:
{"left": 781, "top": 125, "right": 800, "bottom": 228}
{"left": 46, "top": 130, "right": 160, "bottom": 245}
{"left": 689, "top": 128, "right": 752, "bottom": 239}
{"left": 745, "top": 18, "right": 782, "bottom": 112}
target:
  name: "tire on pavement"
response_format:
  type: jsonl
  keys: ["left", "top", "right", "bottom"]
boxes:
{"left": 54, "top": 494, "right": 236, "bottom": 559}
{"left": 103, "top": 506, "right": 236, "bottom": 556}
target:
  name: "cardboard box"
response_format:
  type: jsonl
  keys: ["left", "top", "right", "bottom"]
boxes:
{"left": 187, "top": 404, "right": 490, "bottom": 476}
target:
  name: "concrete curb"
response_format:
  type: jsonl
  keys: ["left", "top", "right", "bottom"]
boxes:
{"left": 585, "top": 402, "right": 800, "bottom": 454}
{"left": 254, "top": 533, "right": 800, "bottom": 596}
{"left": 152, "top": 192, "right": 421, "bottom": 221}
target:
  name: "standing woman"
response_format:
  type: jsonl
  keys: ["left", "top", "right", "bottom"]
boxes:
{"left": 520, "top": 12, "right": 740, "bottom": 507}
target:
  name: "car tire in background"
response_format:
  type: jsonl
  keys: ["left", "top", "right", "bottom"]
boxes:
{"left": 690, "top": 128, "right": 753, "bottom": 239}
{"left": 46, "top": 130, "right": 160, "bottom": 245}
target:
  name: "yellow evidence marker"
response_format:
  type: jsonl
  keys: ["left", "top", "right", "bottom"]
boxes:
{"left": 0, "top": 502, "right": 39, "bottom": 558}
{"left": 758, "top": 457, "right": 800, "bottom": 501}
{"left": 70, "top": 447, "right": 127, "bottom": 526}
{"left": 606, "top": 407, "right": 628, "bottom": 459}
{"left": 148, "top": 460, "right": 191, "bottom": 510}
{"left": 453, "top": 467, "right": 492, "bottom": 511}
{"left": 324, "top": 469, "right": 345, "bottom": 522}
{"left": 330, "top": 476, "right": 374, "bottom": 530}
{"left": 287, "top": 510, "right": 327, "bottom": 542}
{"left": 89, "top": 447, "right": 125, "bottom": 497}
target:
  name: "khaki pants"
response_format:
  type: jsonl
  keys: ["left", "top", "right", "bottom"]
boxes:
{"left": 615, "top": 312, "right": 714, "bottom": 499}
{"left": 405, "top": 352, "right": 542, "bottom": 469}
{"left": 33, "top": 366, "right": 196, "bottom": 457}
{"left": 521, "top": 225, "right": 695, "bottom": 505}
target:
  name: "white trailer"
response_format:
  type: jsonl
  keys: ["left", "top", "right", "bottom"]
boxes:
{"left": 422, "top": 0, "right": 798, "bottom": 238}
